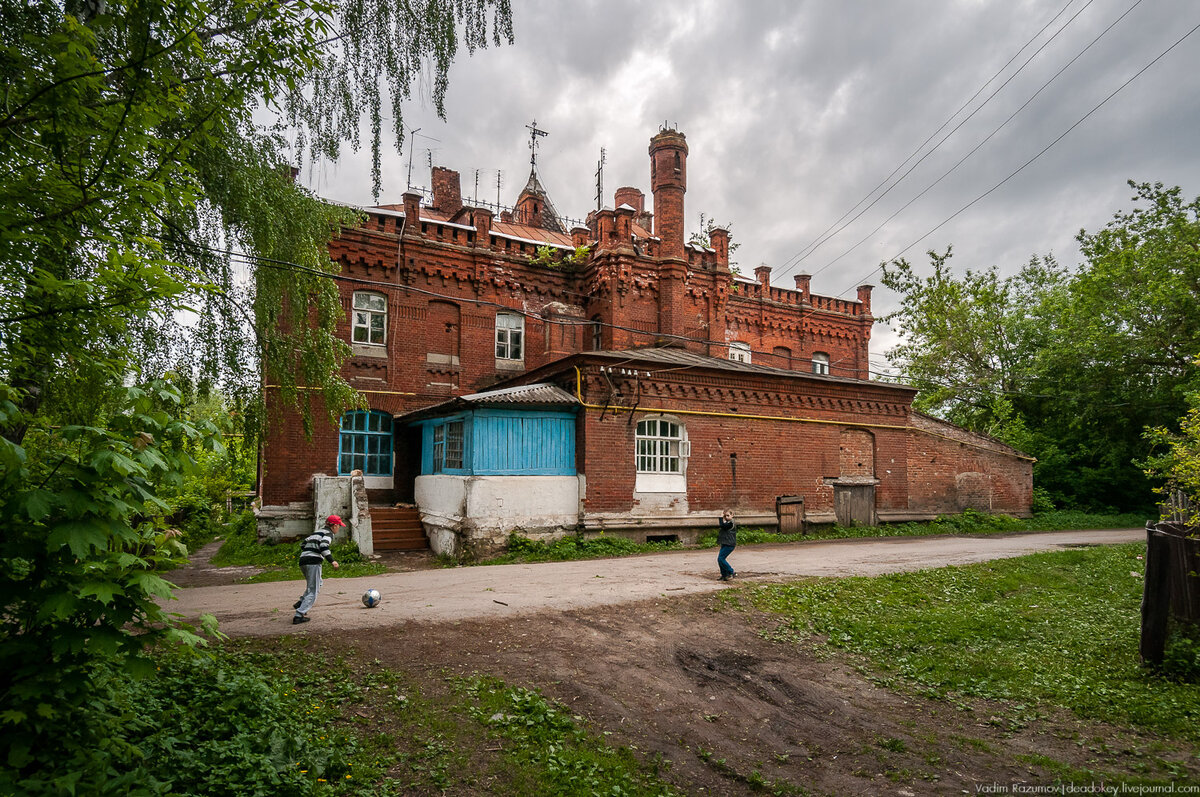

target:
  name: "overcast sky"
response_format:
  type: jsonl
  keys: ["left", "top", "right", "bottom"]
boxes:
{"left": 301, "top": 0, "right": 1200, "bottom": 370}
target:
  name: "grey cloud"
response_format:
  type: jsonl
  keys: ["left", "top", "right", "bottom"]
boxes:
{"left": 304, "top": 0, "right": 1200, "bottom": 335}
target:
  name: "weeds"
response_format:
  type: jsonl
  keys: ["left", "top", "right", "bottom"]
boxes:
{"left": 747, "top": 543, "right": 1200, "bottom": 740}
{"left": 210, "top": 511, "right": 386, "bottom": 582}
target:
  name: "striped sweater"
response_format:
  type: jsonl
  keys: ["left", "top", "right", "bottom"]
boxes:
{"left": 298, "top": 528, "right": 335, "bottom": 566}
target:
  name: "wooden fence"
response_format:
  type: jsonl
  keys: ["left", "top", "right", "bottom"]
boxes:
{"left": 1140, "top": 517, "right": 1200, "bottom": 665}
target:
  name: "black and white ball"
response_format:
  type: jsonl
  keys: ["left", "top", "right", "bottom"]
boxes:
{"left": 361, "top": 588, "right": 382, "bottom": 608}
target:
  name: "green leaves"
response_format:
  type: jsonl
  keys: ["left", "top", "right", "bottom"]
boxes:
{"left": 883, "top": 182, "right": 1200, "bottom": 511}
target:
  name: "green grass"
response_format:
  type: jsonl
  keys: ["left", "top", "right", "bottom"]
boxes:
{"left": 471, "top": 532, "right": 685, "bottom": 565}
{"left": 116, "top": 640, "right": 677, "bottom": 796}
{"left": 694, "top": 508, "right": 1147, "bottom": 547}
{"left": 477, "top": 511, "right": 1145, "bottom": 568}
{"left": 210, "top": 511, "right": 387, "bottom": 583}
{"left": 738, "top": 543, "right": 1200, "bottom": 741}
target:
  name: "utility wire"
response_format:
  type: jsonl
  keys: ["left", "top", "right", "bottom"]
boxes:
{"left": 773, "top": 0, "right": 1088, "bottom": 281}
{"left": 834, "top": 15, "right": 1200, "bottom": 297}
{"left": 807, "top": 0, "right": 1144, "bottom": 283}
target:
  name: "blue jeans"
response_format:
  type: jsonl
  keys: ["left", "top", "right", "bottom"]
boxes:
{"left": 717, "top": 544, "right": 736, "bottom": 578}
{"left": 296, "top": 563, "right": 323, "bottom": 616}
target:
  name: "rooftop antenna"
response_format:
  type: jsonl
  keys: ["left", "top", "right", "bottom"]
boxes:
{"left": 426, "top": 149, "right": 433, "bottom": 168}
{"left": 474, "top": 168, "right": 480, "bottom": 202}
{"left": 526, "top": 119, "right": 547, "bottom": 171}
{"left": 405, "top": 127, "right": 421, "bottom": 190}
{"left": 594, "top": 146, "right": 606, "bottom": 211}
{"left": 495, "top": 169, "right": 503, "bottom": 206}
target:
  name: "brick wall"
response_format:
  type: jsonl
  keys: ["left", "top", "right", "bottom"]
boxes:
{"left": 257, "top": 129, "right": 1026, "bottom": 521}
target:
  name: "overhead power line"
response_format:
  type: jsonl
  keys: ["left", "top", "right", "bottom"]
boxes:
{"left": 833, "top": 15, "right": 1200, "bottom": 297}
{"left": 773, "top": 0, "right": 1088, "bottom": 282}
{"left": 807, "top": 0, "right": 1145, "bottom": 283}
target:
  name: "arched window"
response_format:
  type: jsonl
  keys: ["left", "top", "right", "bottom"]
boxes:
{"left": 338, "top": 411, "right": 393, "bottom": 476}
{"left": 728, "top": 341, "right": 751, "bottom": 364}
{"left": 352, "top": 292, "right": 387, "bottom": 345}
{"left": 495, "top": 312, "right": 524, "bottom": 362}
{"left": 812, "top": 352, "right": 830, "bottom": 375}
{"left": 635, "top": 417, "right": 689, "bottom": 493}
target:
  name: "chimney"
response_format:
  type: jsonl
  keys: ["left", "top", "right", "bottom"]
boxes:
{"left": 613, "top": 186, "right": 644, "bottom": 214}
{"left": 473, "top": 207, "right": 493, "bottom": 248}
{"left": 648, "top": 128, "right": 688, "bottom": 261}
{"left": 571, "top": 226, "right": 590, "bottom": 249}
{"left": 614, "top": 203, "right": 634, "bottom": 246}
{"left": 430, "top": 166, "right": 462, "bottom": 215}
{"left": 402, "top": 192, "right": 422, "bottom": 231}
{"left": 709, "top": 227, "right": 730, "bottom": 271}
{"left": 754, "top": 264, "right": 771, "bottom": 288}
{"left": 794, "top": 273, "right": 811, "bottom": 302}
{"left": 856, "top": 284, "right": 874, "bottom": 314}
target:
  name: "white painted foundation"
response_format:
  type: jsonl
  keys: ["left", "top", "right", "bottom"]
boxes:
{"left": 414, "top": 474, "right": 582, "bottom": 557}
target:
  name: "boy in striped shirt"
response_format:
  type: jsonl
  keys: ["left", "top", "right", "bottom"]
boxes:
{"left": 292, "top": 515, "right": 343, "bottom": 624}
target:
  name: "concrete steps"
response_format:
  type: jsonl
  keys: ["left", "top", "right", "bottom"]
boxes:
{"left": 370, "top": 505, "right": 428, "bottom": 551}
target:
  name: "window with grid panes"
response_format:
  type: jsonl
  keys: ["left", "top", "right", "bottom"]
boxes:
{"left": 636, "top": 418, "right": 683, "bottom": 474}
{"left": 811, "top": 352, "right": 830, "bottom": 375}
{"left": 352, "top": 292, "right": 387, "bottom": 345}
{"left": 495, "top": 312, "right": 524, "bottom": 360}
{"left": 338, "top": 411, "right": 393, "bottom": 475}
{"left": 432, "top": 420, "right": 464, "bottom": 472}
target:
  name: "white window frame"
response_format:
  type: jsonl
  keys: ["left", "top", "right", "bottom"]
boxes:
{"left": 728, "top": 341, "right": 751, "bottom": 363}
{"left": 352, "top": 291, "right": 387, "bottom": 346}
{"left": 635, "top": 416, "right": 689, "bottom": 493}
{"left": 495, "top": 312, "right": 524, "bottom": 363}
{"left": 812, "top": 351, "right": 830, "bottom": 375}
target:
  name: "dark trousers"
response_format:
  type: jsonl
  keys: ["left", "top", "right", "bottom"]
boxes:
{"left": 717, "top": 544, "right": 736, "bottom": 578}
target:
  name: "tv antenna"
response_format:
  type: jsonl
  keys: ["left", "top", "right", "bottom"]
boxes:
{"left": 495, "top": 170, "right": 503, "bottom": 205}
{"left": 405, "top": 127, "right": 421, "bottom": 190}
{"left": 526, "top": 120, "right": 548, "bottom": 170}
{"left": 595, "top": 147, "right": 606, "bottom": 210}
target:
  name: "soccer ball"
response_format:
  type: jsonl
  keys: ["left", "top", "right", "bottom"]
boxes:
{"left": 361, "top": 588, "right": 382, "bottom": 608}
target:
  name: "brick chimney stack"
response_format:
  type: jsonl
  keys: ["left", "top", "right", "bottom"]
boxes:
{"left": 856, "top": 284, "right": 873, "bottom": 314}
{"left": 614, "top": 186, "right": 644, "bottom": 213}
{"left": 648, "top": 129, "right": 687, "bottom": 261}
{"left": 755, "top": 264, "right": 772, "bottom": 288}
{"left": 794, "top": 273, "right": 811, "bottom": 302}
{"left": 709, "top": 227, "right": 730, "bottom": 271}
{"left": 431, "top": 167, "right": 462, "bottom": 215}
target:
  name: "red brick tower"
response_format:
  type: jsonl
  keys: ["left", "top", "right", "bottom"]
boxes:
{"left": 649, "top": 128, "right": 688, "bottom": 342}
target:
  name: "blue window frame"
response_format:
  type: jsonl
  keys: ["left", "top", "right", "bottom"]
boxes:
{"left": 339, "top": 410, "right": 393, "bottom": 476}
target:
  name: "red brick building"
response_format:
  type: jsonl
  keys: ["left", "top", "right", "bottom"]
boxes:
{"left": 258, "top": 127, "right": 1032, "bottom": 551}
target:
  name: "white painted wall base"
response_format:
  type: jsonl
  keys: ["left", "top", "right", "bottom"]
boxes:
{"left": 414, "top": 474, "right": 582, "bottom": 557}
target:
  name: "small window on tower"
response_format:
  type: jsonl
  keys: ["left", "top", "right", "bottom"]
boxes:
{"left": 729, "top": 342, "right": 751, "bottom": 364}
{"left": 812, "top": 352, "right": 830, "bottom": 375}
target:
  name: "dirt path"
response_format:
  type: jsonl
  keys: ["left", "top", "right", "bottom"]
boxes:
{"left": 193, "top": 527, "right": 1196, "bottom": 794}
{"left": 166, "top": 528, "right": 1144, "bottom": 637}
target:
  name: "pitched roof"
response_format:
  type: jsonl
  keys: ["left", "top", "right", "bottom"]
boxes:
{"left": 567, "top": 348, "right": 917, "bottom": 393}
{"left": 397, "top": 383, "right": 579, "bottom": 423}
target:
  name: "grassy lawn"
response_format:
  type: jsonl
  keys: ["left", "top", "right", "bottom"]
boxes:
{"left": 205, "top": 507, "right": 1148, "bottom": 577}
{"left": 733, "top": 543, "right": 1200, "bottom": 743}
{"left": 475, "top": 509, "right": 1147, "bottom": 566}
{"left": 131, "top": 639, "right": 677, "bottom": 796}
{"left": 209, "top": 512, "right": 388, "bottom": 583}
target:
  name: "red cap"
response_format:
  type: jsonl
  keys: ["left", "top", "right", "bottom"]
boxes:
{"left": 326, "top": 514, "right": 346, "bottom": 527}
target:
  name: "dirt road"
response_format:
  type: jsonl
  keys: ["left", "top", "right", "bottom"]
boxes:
{"left": 167, "top": 529, "right": 1143, "bottom": 637}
